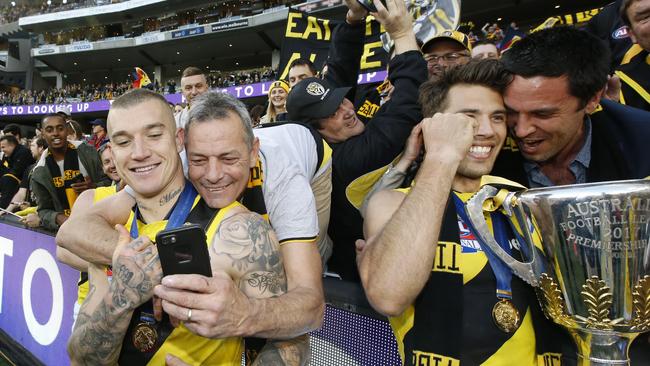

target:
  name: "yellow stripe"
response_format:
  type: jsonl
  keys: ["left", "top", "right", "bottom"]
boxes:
{"left": 3, "top": 173, "right": 20, "bottom": 184}
{"left": 389, "top": 305, "right": 414, "bottom": 364}
{"left": 482, "top": 308, "right": 537, "bottom": 365}
{"left": 615, "top": 70, "right": 650, "bottom": 106}
{"left": 279, "top": 237, "right": 317, "bottom": 245}
{"left": 319, "top": 140, "right": 333, "bottom": 172}
{"left": 620, "top": 44, "right": 644, "bottom": 65}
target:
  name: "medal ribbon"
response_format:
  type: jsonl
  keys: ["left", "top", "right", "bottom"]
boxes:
{"left": 129, "top": 180, "right": 198, "bottom": 237}
{"left": 129, "top": 180, "right": 197, "bottom": 332}
{"left": 452, "top": 194, "right": 514, "bottom": 301}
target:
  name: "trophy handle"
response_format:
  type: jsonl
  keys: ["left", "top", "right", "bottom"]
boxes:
{"left": 466, "top": 185, "right": 540, "bottom": 287}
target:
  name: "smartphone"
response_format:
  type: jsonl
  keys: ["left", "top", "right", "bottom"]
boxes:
{"left": 155, "top": 225, "right": 212, "bottom": 277}
{"left": 356, "top": 0, "right": 385, "bottom": 13}
{"left": 70, "top": 173, "right": 85, "bottom": 184}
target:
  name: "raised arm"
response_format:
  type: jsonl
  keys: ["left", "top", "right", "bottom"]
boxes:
{"left": 56, "top": 189, "right": 134, "bottom": 265}
{"left": 68, "top": 225, "right": 162, "bottom": 365}
{"left": 357, "top": 114, "right": 476, "bottom": 316}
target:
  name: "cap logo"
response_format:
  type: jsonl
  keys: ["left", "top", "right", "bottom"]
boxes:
{"left": 306, "top": 82, "right": 325, "bottom": 96}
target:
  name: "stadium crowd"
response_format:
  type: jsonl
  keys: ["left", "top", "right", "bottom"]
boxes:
{"left": 39, "top": 0, "right": 302, "bottom": 45}
{"left": 0, "top": 0, "right": 123, "bottom": 25}
{"left": 0, "top": 66, "right": 278, "bottom": 106}
{"left": 1, "top": 0, "right": 650, "bottom": 364}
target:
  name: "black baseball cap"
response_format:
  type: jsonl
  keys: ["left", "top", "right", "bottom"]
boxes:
{"left": 89, "top": 118, "right": 107, "bottom": 130}
{"left": 286, "top": 77, "right": 351, "bottom": 122}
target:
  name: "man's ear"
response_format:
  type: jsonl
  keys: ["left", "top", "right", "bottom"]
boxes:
{"left": 629, "top": 26, "right": 639, "bottom": 45}
{"left": 175, "top": 127, "right": 184, "bottom": 153}
{"left": 249, "top": 137, "right": 260, "bottom": 168}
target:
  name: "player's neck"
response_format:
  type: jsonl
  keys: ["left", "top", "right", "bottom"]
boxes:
{"left": 135, "top": 168, "right": 186, "bottom": 223}
{"left": 452, "top": 174, "right": 481, "bottom": 193}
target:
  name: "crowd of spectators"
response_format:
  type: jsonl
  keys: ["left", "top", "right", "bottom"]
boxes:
{"left": 0, "top": 1, "right": 123, "bottom": 25}
{"left": 207, "top": 66, "right": 277, "bottom": 87}
{"left": 39, "top": 0, "right": 301, "bottom": 45}
{"left": 2, "top": 0, "right": 650, "bottom": 364}
{"left": 0, "top": 81, "right": 131, "bottom": 105}
{"left": 0, "top": 65, "right": 278, "bottom": 106}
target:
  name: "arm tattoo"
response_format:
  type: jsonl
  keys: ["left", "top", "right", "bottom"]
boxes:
{"left": 213, "top": 212, "right": 287, "bottom": 294}
{"left": 67, "top": 239, "right": 162, "bottom": 365}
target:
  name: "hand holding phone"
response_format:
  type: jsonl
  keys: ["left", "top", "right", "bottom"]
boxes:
{"left": 156, "top": 225, "right": 212, "bottom": 277}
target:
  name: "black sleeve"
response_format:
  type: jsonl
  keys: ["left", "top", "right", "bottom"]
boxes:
{"left": 323, "top": 21, "right": 365, "bottom": 88}
{"left": 333, "top": 50, "right": 427, "bottom": 185}
{"left": 20, "top": 163, "right": 34, "bottom": 189}
{"left": 6, "top": 147, "right": 35, "bottom": 181}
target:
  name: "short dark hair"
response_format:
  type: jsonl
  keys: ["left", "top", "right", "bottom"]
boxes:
{"left": 34, "top": 136, "right": 47, "bottom": 149}
{"left": 0, "top": 134, "right": 18, "bottom": 146}
{"left": 501, "top": 26, "right": 610, "bottom": 108}
{"left": 42, "top": 113, "right": 67, "bottom": 127}
{"left": 109, "top": 89, "right": 174, "bottom": 133}
{"left": 621, "top": 0, "right": 636, "bottom": 26}
{"left": 2, "top": 123, "right": 21, "bottom": 138}
{"left": 181, "top": 66, "right": 205, "bottom": 79}
{"left": 289, "top": 59, "right": 317, "bottom": 75}
{"left": 419, "top": 59, "right": 511, "bottom": 117}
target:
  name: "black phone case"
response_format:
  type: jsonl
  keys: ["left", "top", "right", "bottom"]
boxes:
{"left": 155, "top": 225, "right": 212, "bottom": 277}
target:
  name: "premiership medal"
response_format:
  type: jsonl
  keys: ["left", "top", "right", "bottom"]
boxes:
{"left": 492, "top": 299, "right": 520, "bottom": 333}
{"left": 132, "top": 322, "right": 158, "bottom": 352}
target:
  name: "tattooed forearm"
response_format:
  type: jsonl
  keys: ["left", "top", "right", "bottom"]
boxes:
{"left": 68, "top": 238, "right": 162, "bottom": 365}
{"left": 159, "top": 186, "right": 182, "bottom": 206}
{"left": 251, "top": 335, "right": 311, "bottom": 366}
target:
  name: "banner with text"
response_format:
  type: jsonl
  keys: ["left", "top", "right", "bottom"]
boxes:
{"left": 278, "top": 9, "right": 388, "bottom": 80}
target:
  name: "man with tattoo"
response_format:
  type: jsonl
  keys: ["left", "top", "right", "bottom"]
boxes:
{"left": 154, "top": 92, "right": 322, "bottom": 363}
{"left": 61, "top": 89, "right": 304, "bottom": 365}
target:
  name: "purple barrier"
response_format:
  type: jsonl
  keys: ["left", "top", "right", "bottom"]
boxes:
{"left": 0, "top": 221, "right": 401, "bottom": 365}
{"left": 0, "top": 71, "right": 388, "bottom": 117}
{"left": 0, "top": 223, "right": 78, "bottom": 366}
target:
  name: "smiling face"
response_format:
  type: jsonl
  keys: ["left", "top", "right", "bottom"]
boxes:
{"left": 444, "top": 84, "right": 507, "bottom": 181}
{"left": 181, "top": 74, "right": 208, "bottom": 105}
{"left": 0, "top": 139, "right": 15, "bottom": 157}
{"left": 288, "top": 64, "right": 315, "bottom": 87}
{"left": 108, "top": 99, "right": 183, "bottom": 198}
{"left": 317, "top": 98, "right": 365, "bottom": 143}
{"left": 186, "top": 113, "right": 259, "bottom": 209}
{"left": 42, "top": 115, "right": 69, "bottom": 152}
{"left": 627, "top": 0, "right": 650, "bottom": 51}
{"left": 269, "top": 87, "right": 287, "bottom": 111}
{"left": 504, "top": 75, "right": 596, "bottom": 164}
{"left": 100, "top": 146, "right": 120, "bottom": 182}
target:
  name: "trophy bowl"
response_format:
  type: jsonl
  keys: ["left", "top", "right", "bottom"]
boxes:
{"left": 465, "top": 179, "right": 650, "bottom": 365}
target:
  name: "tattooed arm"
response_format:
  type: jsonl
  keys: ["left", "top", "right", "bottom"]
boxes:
{"left": 68, "top": 226, "right": 163, "bottom": 366}
{"left": 154, "top": 209, "right": 310, "bottom": 365}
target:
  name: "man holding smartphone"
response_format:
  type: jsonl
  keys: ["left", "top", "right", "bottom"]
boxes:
{"left": 59, "top": 89, "right": 312, "bottom": 365}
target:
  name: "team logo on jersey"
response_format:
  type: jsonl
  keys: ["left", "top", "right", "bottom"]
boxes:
{"left": 457, "top": 217, "right": 482, "bottom": 253}
{"left": 612, "top": 26, "right": 630, "bottom": 40}
{"left": 306, "top": 82, "right": 326, "bottom": 96}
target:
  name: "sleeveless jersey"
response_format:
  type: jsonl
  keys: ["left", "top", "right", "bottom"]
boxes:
{"left": 389, "top": 176, "right": 568, "bottom": 366}
{"left": 117, "top": 198, "right": 243, "bottom": 365}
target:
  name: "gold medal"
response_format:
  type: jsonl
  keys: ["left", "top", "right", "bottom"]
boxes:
{"left": 132, "top": 323, "right": 158, "bottom": 352}
{"left": 492, "top": 299, "right": 520, "bottom": 333}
